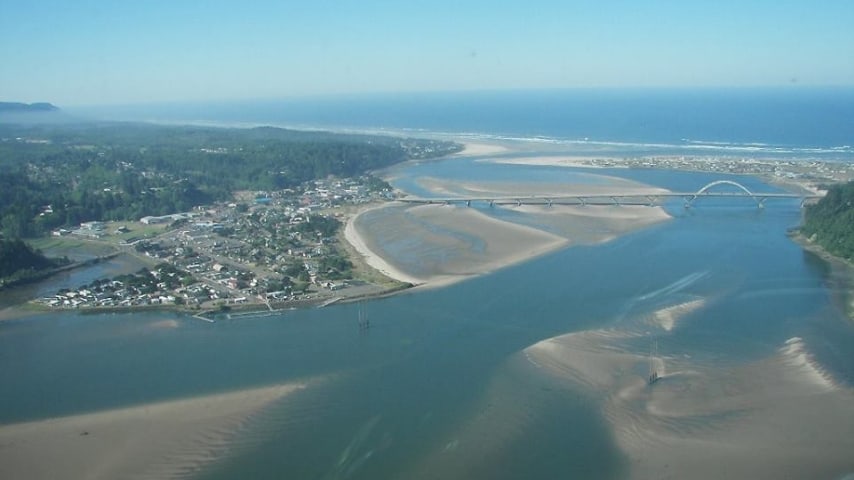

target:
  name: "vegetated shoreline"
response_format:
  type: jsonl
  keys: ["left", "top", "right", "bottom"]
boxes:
{"left": 789, "top": 231, "right": 854, "bottom": 321}
{"left": 0, "top": 253, "right": 117, "bottom": 292}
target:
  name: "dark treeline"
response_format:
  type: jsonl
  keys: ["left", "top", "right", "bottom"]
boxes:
{"left": 0, "top": 238, "right": 67, "bottom": 287}
{"left": 0, "top": 122, "right": 460, "bottom": 238}
{"left": 802, "top": 180, "right": 854, "bottom": 260}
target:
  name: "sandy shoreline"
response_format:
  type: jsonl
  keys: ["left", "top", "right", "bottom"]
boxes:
{"left": 344, "top": 205, "right": 427, "bottom": 286}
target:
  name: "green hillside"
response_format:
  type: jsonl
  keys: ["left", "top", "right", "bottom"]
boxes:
{"left": 802, "top": 181, "right": 854, "bottom": 260}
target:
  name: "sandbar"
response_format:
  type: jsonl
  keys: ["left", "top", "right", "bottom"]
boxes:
{"left": 523, "top": 330, "right": 854, "bottom": 480}
{"left": 0, "top": 382, "right": 305, "bottom": 480}
{"left": 482, "top": 155, "right": 617, "bottom": 169}
{"left": 455, "top": 142, "right": 509, "bottom": 156}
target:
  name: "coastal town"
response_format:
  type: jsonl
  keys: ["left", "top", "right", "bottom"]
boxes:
{"left": 36, "top": 175, "right": 406, "bottom": 316}
{"left": 558, "top": 154, "right": 854, "bottom": 191}
{"left": 33, "top": 150, "right": 854, "bottom": 317}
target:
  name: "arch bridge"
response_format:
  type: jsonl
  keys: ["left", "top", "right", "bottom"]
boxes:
{"left": 398, "top": 180, "right": 821, "bottom": 209}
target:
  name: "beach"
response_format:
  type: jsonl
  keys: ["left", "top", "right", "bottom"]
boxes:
{"left": 344, "top": 206, "right": 426, "bottom": 286}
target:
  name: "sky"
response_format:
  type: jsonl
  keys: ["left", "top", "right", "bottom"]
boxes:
{"left": 1, "top": 0, "right": 853, "bottom": 106}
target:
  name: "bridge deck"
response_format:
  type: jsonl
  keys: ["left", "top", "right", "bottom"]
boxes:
{"left": 397, "top": 180, "right": 822, "bottom": 207}
{"left": 399, "top": 191, "right": 818, "bottom": 205}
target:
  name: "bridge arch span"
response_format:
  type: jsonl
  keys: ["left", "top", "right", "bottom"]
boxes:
{"left": 694, "top": 180, "right": 755, "bottom": 197}
{"left": 686, "top": 180, "right": 764, "bottom": 208}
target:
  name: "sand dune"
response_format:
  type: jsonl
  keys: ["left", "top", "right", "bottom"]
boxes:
{"left": 0, "top": 382, "right": 306, "bottom": 480}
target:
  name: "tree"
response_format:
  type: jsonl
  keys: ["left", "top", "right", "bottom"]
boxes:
{"left": 802, "top": 181, "right": 854, "bottom": 259}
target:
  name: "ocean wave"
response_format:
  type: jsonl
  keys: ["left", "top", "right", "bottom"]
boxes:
{"left": 442, "top": 131, "right": 854, "bottom": 156}
{"left": 122, "top": 117, "right": 854, "bottom": 157}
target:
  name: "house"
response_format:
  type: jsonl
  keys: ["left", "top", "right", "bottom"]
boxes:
{"left": 80, "top": 221, "right": 105, "bottom": 231}
{"left": 140, "top": 216, "right": 165, "bottom": 225}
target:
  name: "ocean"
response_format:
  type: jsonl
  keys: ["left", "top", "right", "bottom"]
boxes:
{"left": 3, "top": 88, "right": 853, "bottom": 479}
{"left": 73, "top": 87, "right": 854, "bottom": 159}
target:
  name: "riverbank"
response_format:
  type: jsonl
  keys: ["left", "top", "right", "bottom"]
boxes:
{"left": 343, "top": 204, "right": 428, "bottom": 286}
{"left": 0, "top": 253, "right": 118, "bottom": 292}
{"left": 790, "top": 231, "right": 854, "bottom": 320}
{"left": 21, "top": 280, "right": 416, "bottom": 322}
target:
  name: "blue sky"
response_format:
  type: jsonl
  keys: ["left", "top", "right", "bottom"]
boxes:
{"left": 2, "top": 0, "right": 853, "bottom": 106}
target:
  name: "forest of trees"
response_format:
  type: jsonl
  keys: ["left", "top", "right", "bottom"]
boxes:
{"left": 0, "top": 238, "right": 67, "bottom": 287}
{"left": 0, "top": 122, "right": 460, "bottom": 238}
{"left": 802, "top": 180, "right": 854, "bottom": 260}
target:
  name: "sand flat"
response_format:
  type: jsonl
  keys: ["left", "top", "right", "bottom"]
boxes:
{"left": 407, "top": 203, "right": 570, "bottom": 275}
{"left": 523, "top": 330, "right": 854, "bottom": 480}
{"left": 347, "top": 203, "right": 570, "bottom": 288}
{"left": 348, "top": 171, "right": 671, "bottom": 288}
{"left": 344, "top": 206, "right": 426, "bottom": 285}
{"left": 0, "top": 382, "right": 305, "bottom": 480}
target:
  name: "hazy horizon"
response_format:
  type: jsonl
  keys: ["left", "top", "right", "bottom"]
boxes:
{"left": 2, "top": 1, "right": 853, "bottom": 106}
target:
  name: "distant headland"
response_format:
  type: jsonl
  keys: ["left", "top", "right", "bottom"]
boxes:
{"left": 0, "top": 102, "right": 60, "bottom": 113}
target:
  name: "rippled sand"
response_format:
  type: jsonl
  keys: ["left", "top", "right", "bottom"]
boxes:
{"left": 523, "top": 328, "right": 854, "bottom": 480}
{"left": 0, "top": 382, "right": 306, "bottom": 480}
